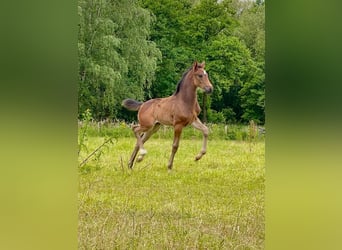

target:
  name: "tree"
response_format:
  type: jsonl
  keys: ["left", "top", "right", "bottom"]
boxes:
{"left": 78, "top": 0, "right": 161, "bottom": 120}
{"left": 139, "top": 0, "right": 236, "bottom": 122}
{"left": 206, "top": 35, "right": 263, "bottom": 123}
{"left": 139, "top": 0, "right": 194, "bottom": 98}
{"left": 101, "top": 0, "right": 265, "bottom": 124}
{"left": 233, "top": 0, "right": 265, "bottom": 64}
{"left": 239, "top": 69, "right": 265, "bottom": 123}
{"left": 232, "top": 0, "right": 265, "bottom": 123}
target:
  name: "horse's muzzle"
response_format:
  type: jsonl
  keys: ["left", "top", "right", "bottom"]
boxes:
{"left": 204, "top": 86, "right": 213, "bottom": 94}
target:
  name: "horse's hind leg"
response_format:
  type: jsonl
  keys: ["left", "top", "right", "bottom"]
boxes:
{"left": 128, "top": 125, "right": 145, "bottom": 168}
{"left": 128, "top": 143, "right": 140, "bottom": 168}
{"left": 136, "top": 123, "right": 161, "bottom": 162}
{"left": 128, "top": 123, "right": 161, "bottom": 168}
{"left": 191, "top": 118, "right": 209, "bottom": 161}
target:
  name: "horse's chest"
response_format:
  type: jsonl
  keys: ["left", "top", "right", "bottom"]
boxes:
{"left": 172, "top": 105, "right": 197, "bottom": 124}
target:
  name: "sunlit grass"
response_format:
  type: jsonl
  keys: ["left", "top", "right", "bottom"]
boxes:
{"left": 79, "top": 137, "right": 264, "bottom": 249}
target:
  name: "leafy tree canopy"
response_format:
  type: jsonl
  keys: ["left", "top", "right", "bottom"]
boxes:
{"left": 78, "top": 0, "right": 265, "bottom": 124}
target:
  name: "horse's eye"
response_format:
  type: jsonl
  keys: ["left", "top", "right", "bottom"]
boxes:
{"left": 198, "top": 74, "right": 203, "bottom": 78}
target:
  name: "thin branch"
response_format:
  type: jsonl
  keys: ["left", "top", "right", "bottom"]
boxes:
{"left": 79, "top": 137, "right": 113, "bottom": 167}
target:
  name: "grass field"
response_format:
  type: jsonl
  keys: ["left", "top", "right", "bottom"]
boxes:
{"left": 78, "top": 128, "right": 265, "bottom": 249}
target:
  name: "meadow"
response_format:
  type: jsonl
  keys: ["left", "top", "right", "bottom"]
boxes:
{"left": 78, "top": 123, "right": 265, "bottom": 249}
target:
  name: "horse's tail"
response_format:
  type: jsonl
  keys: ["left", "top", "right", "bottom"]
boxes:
{"left": 122, "top": 99, "right": 143, "bottom": 111}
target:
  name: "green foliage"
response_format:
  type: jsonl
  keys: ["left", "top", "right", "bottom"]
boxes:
{"left": 233, "top": 0, "right": 265, "bottom": 63}
{"left": 140, "top": 0, "right": 235, "bottom": 96}
{"left": 225, "top": 124, "right": 248, "bottom": 140}
{"left": 239, "top": 70, "right": 265, "bottom": 124}
{"left": 229, "top": 1, "right": 265, "bottom": 123}
{"left": 78, "top": 110, "right": 117, "bottom": 171}
{"left": 78, "top": 108, "right": 93, "bottom": 155}
{"left": 222, "top": 107, "right": 237, "bottom": 123}
{"left": 206, "top": 35, "right": 265, "bottom": 123}
{"left": 207, "top": 109, "right": 226, "bottom": 123}
{"left": 139, "top": 0, "right": 264, "bottom": 124}
{"left": 78, "top": 0, "right": 161, "bottom": 120}
{"left": 78, "top": 0, "right": 265, "bottom": 124}
{"left": 139, "top": 0, "right": 193, "bottom": 97}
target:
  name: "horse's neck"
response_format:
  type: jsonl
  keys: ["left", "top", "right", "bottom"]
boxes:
{"left": 177, "top": 75, "right": 197, "bottom": 105}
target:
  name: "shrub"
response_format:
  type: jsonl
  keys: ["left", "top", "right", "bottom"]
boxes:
{"left": 207, "top": 109, "right": 226, "bottom": 123}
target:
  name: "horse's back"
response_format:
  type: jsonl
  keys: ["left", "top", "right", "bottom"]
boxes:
{"left": 138, "top": 97, "right": 174, "bottom": 126}
{"left": 156, "top": 96, "right": 197, "bottom": 126}
{"left": 138, "top": 96, "right": 198, "bottom": 127}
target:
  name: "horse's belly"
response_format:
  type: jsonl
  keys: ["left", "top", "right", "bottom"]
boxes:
{"left": 154, "top": 114, "right": 174, "bottom": 126}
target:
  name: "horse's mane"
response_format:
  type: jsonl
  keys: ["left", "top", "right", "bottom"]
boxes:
{"left": 173, "top": 65, "right": 203, "bottom": 95}
{"left": 173, "top": 68, "right": 190, "bottom": 95}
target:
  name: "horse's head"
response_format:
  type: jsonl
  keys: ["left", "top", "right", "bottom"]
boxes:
{"left": 192, "top": 61, "right": 213, "bottom": 94}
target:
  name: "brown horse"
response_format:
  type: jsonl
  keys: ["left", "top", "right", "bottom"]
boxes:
{"left": 122, "top": 61, "right": 213, "bottom": 170}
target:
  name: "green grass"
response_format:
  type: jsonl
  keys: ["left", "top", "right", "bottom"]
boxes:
{"left": 79, "top": 121, "right": 265, "bottom": 141}
{"left": 78, "top": 135, "right": 265, "bottom": 249}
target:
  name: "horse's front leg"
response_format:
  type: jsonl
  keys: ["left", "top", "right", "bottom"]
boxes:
{"left": 167, "top": 124, "right": 183, "bottom": 170}
{"left": 191, "top": 118, "right": 209, "bottom": 161}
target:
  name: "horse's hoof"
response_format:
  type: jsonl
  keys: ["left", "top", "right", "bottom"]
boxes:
{"left": 139, "top": 148, "right": 147, "bottom": 155}
{"left": 137, "top": 155, "right": 144, "bottom": 162}
{"left": 195, "top": 151, "right": 205, "bottom": 161}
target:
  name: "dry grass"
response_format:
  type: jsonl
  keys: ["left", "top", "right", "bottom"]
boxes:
{"left": 79, "top": 137, "right": 264, "bottom": 249}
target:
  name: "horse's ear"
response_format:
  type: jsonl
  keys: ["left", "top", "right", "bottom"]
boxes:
{"left": 200, "top": 61, "right": 205, "bottom": 68}
{"left": 192, "top": 61, "right": 198, "bottom": 71}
